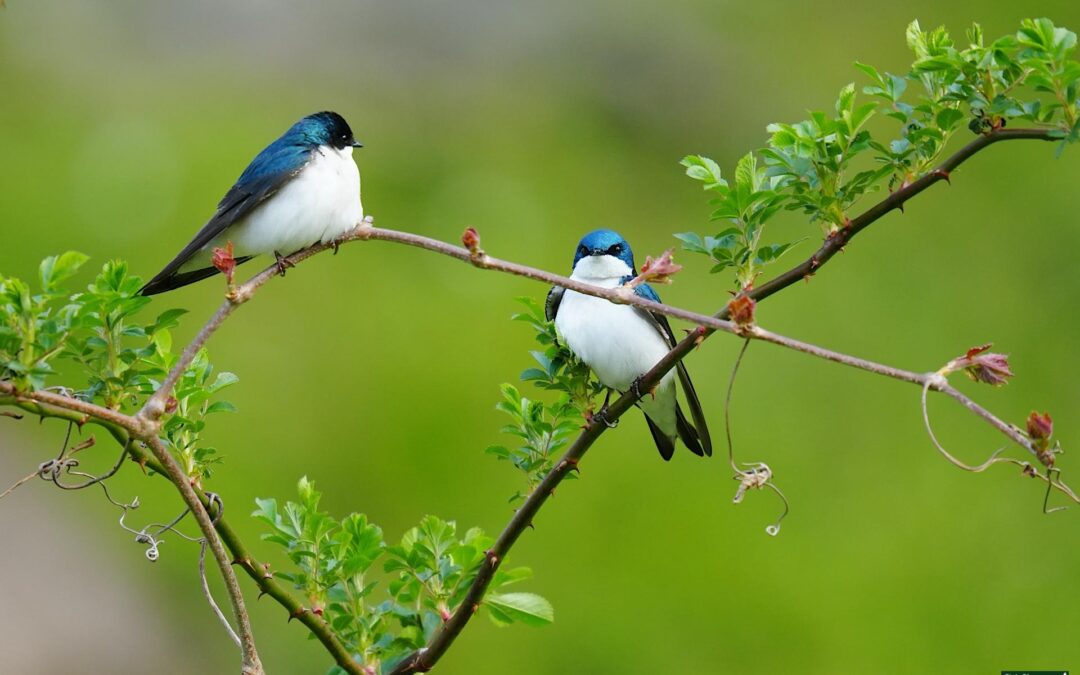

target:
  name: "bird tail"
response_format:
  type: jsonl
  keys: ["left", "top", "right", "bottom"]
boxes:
{"left": 642, "top": 405, "right": 707, "bottom": 461}
{"left": 675, "top": 405, "right": 706, "bottom": 457}
{"left": 644, "top": 416, "right": 676, "bottom": 461}
{"left": 139, "top": 257, "right": 253, "bottom": 296}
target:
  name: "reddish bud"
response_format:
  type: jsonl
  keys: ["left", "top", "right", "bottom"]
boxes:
{"left": 946, "top": 344, "right": 1014, "bottom": 386}
{"left": 728, "top": 294, "right": 756, "bottom": 326}
{"left": 1027, "top": 411, "right": 1053, "bottom": 442}
{"left": 633, "top": 249, "right": 682, "bottom": 286}
{"left": 1026, "top": 411, "right": 1057, "bottom": 467}
{"left": 164, "top": 396, "right": 179, "bottom": 414}
{"left": 462, "top": 227, "right": 481, "bottom": 253}
{"left": 691, "top": 324, "right": 707, "bottom": 346}
{"left": 211, "top": 241, "right": 237, "bottom": 286}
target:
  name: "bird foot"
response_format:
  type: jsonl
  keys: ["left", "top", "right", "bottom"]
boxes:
{"left": 592, "top": 406, "right": 619, "bottom": 429}
{"left": 273, "top": 251, "right": 295, "bottom": 276}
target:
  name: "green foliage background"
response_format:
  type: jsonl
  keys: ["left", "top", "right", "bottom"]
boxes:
{"left": 2, "top": 2, "right": 1079, "bottom": 673}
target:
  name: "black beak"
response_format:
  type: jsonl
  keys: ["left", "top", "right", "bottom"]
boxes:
{"left": 351, "top": 139, "right": 364, "bottom": 148}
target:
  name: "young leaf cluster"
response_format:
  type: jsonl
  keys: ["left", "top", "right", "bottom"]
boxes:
{"left": 485, "top": 299, "right": 601, "bottom": 496}
{"left": 254, "top": 478, "right": 551, "bottom": 675}
{"left": 0, "top": 254, "right": 237, "bottom": 481}
{"left": 679, "top": 18, "right": 1080, "bottom": 290}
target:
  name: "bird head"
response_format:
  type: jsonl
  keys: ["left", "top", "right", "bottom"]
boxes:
{"left": 571, "top": 229, "right": 636, "bottom": 280}
{"left": 291, "top": 111, "right": 363, "bottom": 150}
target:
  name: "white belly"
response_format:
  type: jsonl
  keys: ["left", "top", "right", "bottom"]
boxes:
{"left": 555, "top": 289, "right": 678, "bottom": 435}
{"left": 201, "top": 145, "right": 362, "bottom": 262}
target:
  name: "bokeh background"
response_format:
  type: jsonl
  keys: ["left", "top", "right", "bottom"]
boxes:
{"left": 2, "top": 2, "right": 1079, "bottom": 673}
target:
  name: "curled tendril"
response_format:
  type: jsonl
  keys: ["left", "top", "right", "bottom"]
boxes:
{"left": 921, "top": 378, "right": 1076, "bottom": 512}
{"left": 1, "top": 414, "right": 240, "bottom": 649}
{"left": 725, "top": 339, "right": 790, "bottom": 536}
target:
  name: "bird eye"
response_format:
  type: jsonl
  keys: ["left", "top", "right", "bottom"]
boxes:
{"left": 577, "top": 245, "right": 588, "bottom": 256}
{"left": 608, "top": 244, "right": 623, "bottom": 255}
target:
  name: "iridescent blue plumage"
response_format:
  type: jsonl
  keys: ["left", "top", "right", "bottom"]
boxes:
{"left": 140, "top": 111, "right": 362, "bottom": 296}
{"left": 573, "top": 228, "right": 637, "bottom": 270}
{"left": 233, "top": 112, "right": 360, "bottom": 188}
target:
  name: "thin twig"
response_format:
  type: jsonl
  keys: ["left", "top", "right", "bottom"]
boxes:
{"left": 0, "top": 468, "right": 39, "bottom": 500}
{"left": 201, "top": 539, "right": 242, "bottom": 648}
{"left": 0, "top": 382, "right": 263, "bottom": 675}
{"left": 143, "top": 437, "right": 262, "bottom": 674}
{"left": 198, "top": 494, "right": 243, "bottom": 650}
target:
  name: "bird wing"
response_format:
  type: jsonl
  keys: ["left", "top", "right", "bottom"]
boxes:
{"left": 544, "top": 285, "right": 565, "bottom": 322}
{"left": 631, "top": 282, "right": 712, "bottom": 457}
{"left": 139, "top": 142, "right": 314, "bottom": 295}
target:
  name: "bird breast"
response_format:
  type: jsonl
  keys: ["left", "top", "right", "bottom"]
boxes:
{"left": 228, "top": 145, "right": 362, "bottom": 258}
{"left": 554, "top": 289, "right": 676, "bottom": 393}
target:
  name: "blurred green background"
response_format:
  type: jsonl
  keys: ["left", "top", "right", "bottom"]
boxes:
{"left": 2, "top": 1, "right": 1079, "bottom": 673}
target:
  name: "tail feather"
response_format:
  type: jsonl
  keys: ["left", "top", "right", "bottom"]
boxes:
{"left": 139, "top": 256, "right": 253, "bottom": 296}
{"left": 675, "top": 405, "right": 705, "bottom": 457}
{"left": 644, "top": 415, "right": 676, "bottom": 461}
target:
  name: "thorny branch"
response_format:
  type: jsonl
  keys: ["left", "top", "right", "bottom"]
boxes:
{"left": 386, "top": 126, "right": 1064, "bottom": 673}
{"left": 0, "top": 126, "right": 1069, "bottom": 675}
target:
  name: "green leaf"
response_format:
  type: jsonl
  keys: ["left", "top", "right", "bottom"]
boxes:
{"left": 205, "top": 400, "right": 238, "bottom": 415}
{"left": 39, "top": 251, "right": 89, "bottom": 292}
{"left": 836, "top": 82, "right": 856, "bottom": 115}
{"left": 935, "top": 108, "right": 964, "bottom": 131}
{"left": 674, "top": 232, "right": 707, "bottom": 254}
{"left": 484, "top": 592, "right": 554, "bottom": 626}
{"left": 681, "top": 155, "right": 725, "bottom": 185}
{"left": 207, "top": 371, "right": 239, "bottom": 393}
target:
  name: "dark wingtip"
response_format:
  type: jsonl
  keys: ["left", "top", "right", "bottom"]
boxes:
{"left": 644, "top": 415, "right": 676, "bottom": 461}
{"left": 138, "top": 280, "right": 167, "bottom": 297}
{"left": 675, "top": 405, "right": 708, "bottom": 458}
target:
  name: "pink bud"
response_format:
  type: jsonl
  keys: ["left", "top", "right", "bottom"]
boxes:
{"left": 948, "top": 344, "right": 1014, "bottom": 386}
{"left": 637, "top": 249, "right": 682, "bottom": 285}
{"left": 462, "top": 227, "right": 481, "bottom": 253}
{"left": 1026, "top": 411, "right": 1053, "bottom": 441}
{"left": 211, "top": 242, "right": 237, "bottom": 286}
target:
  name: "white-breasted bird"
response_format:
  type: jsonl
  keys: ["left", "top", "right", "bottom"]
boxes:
{"left": 139, "top": 111, "right": 363, "bottom": 295}
{"left": 546, "top": 229, "right": 712, "bottom": 460}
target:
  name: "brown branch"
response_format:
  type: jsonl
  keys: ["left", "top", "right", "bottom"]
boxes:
{"left": 140, "top": 234, "right": 360, "bottom": 422}
{"left": 77, "top": 433, "right": 366, "bottom": 675}
{"left": 389, "top": 317, "right": 1073, "bottom": 673}
{"left": 354, "top": 224, "right": 729, "bottom": 328}
{"left": 140, "top": 438, "right": 262, "bottom": 674}
{"left": 750, "top": 128, "right": 1055, "bottom": 304}
{"left": 0, "top": 385, "right": 264, "bottom": 675}
{"left": 210, "top": 496, "right": 366, "bottom": 675}
{"left": 387, "top": 126, "right": 1063, "bottom": 673}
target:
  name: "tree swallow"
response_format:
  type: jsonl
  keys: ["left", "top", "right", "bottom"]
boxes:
{"left": 139, "top": 111, "right": 363, "bottom": 295}
{"left": 546, "top": 229, "right": 712, "bottom": 460}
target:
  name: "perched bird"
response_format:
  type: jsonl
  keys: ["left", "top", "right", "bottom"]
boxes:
{"left": 546, "top": 229, "right": 711, "bottom": 460}
{"left": 139, "top": 111, "right": 364, "bottom": 295}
